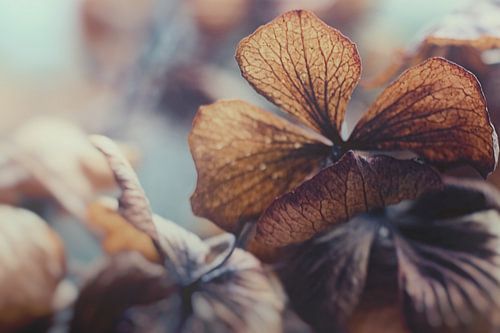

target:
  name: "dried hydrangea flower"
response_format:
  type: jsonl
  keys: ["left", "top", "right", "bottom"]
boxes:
{"left": 369, "top": 1, "right": 500, "bottom": 123}
{"left": 0, "top": 117, "right": 138, "bottom": 218}
{"left": 279, "top": 178, "right": 500, "bottom": 332}
{"left": 0, "top": 205, "right": 67, "bottom": 333}
{"left": 189, "top": 10, "right": 498, "bottom": 234}
{"left": 70, "top": 136, "right": 284, "bottom": 333}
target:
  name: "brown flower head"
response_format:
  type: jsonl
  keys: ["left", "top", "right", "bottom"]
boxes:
{"left": 279, "top": 178, "right": 500, "bottom": 332}
{"left": 369, "top": 1, "right": 500, "bottom": 124}
{"left": 70, "top": 136, "right": 284, "bottom": 333}
{"left": 0, "top": 205, "right": 67, "bottom": 333}
{"left": 189, "top": 10, "right": 498, "bottom": 233}
{"left": 0, "top": 117, "right": 138, "bottom": 218}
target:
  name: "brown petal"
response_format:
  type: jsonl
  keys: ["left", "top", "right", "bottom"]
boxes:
{"left": 366, "top": 1, "right": 500, "bottom": 88}
{"left": 72, "top": 248, "right": 284, "bottom": 333}
{"left": 0, "top": 205, "right": 66, "bottom": 333}
{"left": 394, "top": 208, "right": 500, "bottom": 332}
{"left": 255, "top": 151, "right": 442, "bottom": 249}
{"left": 349, "top": 57, "right": 498, "bottom": 177}
{"left": 70, "top": 252, "right": 173, "bottom": 333}
{"left": 418, "top": 0, "right": 500, "bottom": 51}
{"left": 0, "top": 118, "right": 138, "bottom": 218}
{"left": 92, "top": 135, "right": 240, "bottom": 284}
{"left": 189, "top": 99, "right": 330, "bottom": 231}
{"left": 91, "top": 135, "right": 158, "bottom": 243}
{"left": 86, "top": 198, "right": 160, "bottom": 263}
{"left": 279, "top": 215, "right": 378, "bottom": 332}
{"left": 236, "top": 10, "right": 361, "bottom": 141}
{"left": 189, "top": 248, "right": 285, "bottom": 333}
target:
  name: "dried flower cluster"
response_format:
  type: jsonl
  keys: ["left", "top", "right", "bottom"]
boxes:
{"left": 188, "top": 9, "right": 500, "bottom": 333}
{"left": 2, "top": 5, "right": 500, "bottom": 333}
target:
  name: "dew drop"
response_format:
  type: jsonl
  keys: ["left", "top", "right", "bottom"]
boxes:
{"left": 378, "top": 226, "right": 389, "bottom": 239}
{"left": 293, "top": 142, "right": 302, "bottom": 149}
{"left": 259, "top": 163, "right": 267, "bottom": 171}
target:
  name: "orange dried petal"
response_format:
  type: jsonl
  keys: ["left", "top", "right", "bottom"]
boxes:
{"left": 254, "top": 151, "right": 442, "bottom": 250}
{"left": 189, "top": 99, "right": 330, "bottom": 231}
{"left": 87, "top": 198, "right": 160, "bottom": 263}
{"left": 350, "top": 57, "right": 498, "bottom": 177}
{"left": 236, "top": 10, "right": 361, "bottom": 141}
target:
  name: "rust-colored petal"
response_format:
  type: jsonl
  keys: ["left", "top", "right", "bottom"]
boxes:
{"left": 236, "top": 10, "right": 361, "bottom": 141}
{"left": 92, "top": 135, "right": 212, "bottom": 282}
{"left": 255, "top": 151, "right": 442, "bottom": 249}
{"left": 366, "top": 1, "right": 500, "bottom": 88}
{"left": 419, "top": 0, "right": 500, "bottom": 51}
{"left": 394, "top": 208, "right": 500, "bottom": 332}
{"left": 350, "top": 57, "right": 498, "bottom": 177}
{"left": 86, "top": 198, "right": 160, "bottom": 263}
{"left": 70, "top": 252, "right": 172, "bottom": 333}
{"left": 279, "top": 215, "right": 378, "bottom": 332}
{"left": 189, "top": 99, "right": 330, "bottom": 231}
{"left": 71, "top": 248, "right": 284, "bottom": 333}
{"left": 0, "top": 118, "right": 138, "bottom": 218}
{"left": 0, "top": 205, "right": 66, "bottom": 333}
{"left": 91, "top": 135, "right": 159, "bottom": 242}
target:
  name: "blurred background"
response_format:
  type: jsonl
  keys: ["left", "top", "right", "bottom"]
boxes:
{"left": 0, "top": 0, "right": 469, "bottom": 265}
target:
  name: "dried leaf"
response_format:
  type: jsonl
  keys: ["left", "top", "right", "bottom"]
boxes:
{"left": 279, "top": 215, "right": 378, "bottom": 332}
{"left": 254, "top": 151, "right": 442, "bottom": 249}
{"left": 236, "top": 9, "right": 361, "bottom": 140}
{"left": 349, "top": 57, "right": 498, "bottom": 178}
{"left": 189, "top": 99, "right": 330, "bottom": 231}
{"left": 0, "top": 205, "right": 66, "bottom": 333}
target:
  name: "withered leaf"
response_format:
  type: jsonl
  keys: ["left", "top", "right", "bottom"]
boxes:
{"left": 349, "top": 57, "right": 498, "bottom": 178}
{"left": 279, "top": 215, "right": 378, "bottom": 332}
{"left": 254, "top": 151, "right": 442, "bottom": 249}
{"left": 236, "top": 9, "right": 361, "bottom": 140}
{"left": 189, "top": 99, "right": 330, "bottom": 231}
{"left": 0, "top": 205, "right": 66, "bottom": 333}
